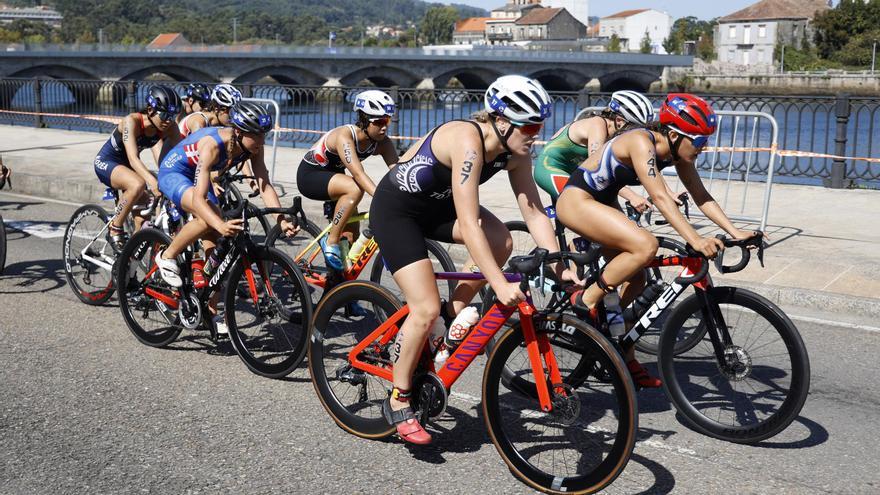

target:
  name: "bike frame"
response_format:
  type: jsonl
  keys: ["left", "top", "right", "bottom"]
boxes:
{"left": 293, "top": 211, "right": 380, "bottom": 287}
{"left": 346, "top": 271, "right": 566, "bottom": 413}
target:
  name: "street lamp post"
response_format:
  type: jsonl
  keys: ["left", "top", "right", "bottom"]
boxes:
{"left": 872, "top": 40, "right": 877, "bottom": 74}
{"left": 780, "top": 45, "right": 785, "bottom": 74}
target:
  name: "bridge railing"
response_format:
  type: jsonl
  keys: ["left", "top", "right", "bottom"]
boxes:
{"left": 0, "top": 77, "right": 878, "bottom": 187}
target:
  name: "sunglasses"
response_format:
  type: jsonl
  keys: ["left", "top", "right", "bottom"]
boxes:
{"left": 156, "top": 110, "right": 177, "bottom": 122}
{"left": 510, "top": 121, "right": 543, "bottom": 137}
{"left": 369, "top": 116, "right": 391, "bottom": 126}
{"left": 676, "top": 129, "right": 709, "bottom": 149}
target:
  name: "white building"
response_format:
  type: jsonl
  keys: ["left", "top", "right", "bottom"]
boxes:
{"left": 599, "top": 8, "right": 672, "bottom": 54}
{"left": 715, "top": 0, "right": 830, "bottom": 66}
{"left": 542, "top": 0, "right": 589, "bottom": 30}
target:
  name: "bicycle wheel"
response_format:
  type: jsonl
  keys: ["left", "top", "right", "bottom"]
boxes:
{"left": 369, "top": 239, "right": 457, "bottom": 301}
{"left": 225, "top": 246, "right": 313, "bottom": 378}
{"left": 309, "top": 280, "right": 401, "bottom": 439}
{"left": 0, "top": 214, "right": 6, "bottom": 275}
{"left": 62, "top": 204, "right": 115, "bottom": 305}
{"left": 116, "top": 228, "right": 183, "bottom": 347}
{"left": 658, "top": 286, "right": 810, "bottom": 443}
{"left": 633, "top": 236, "right": 696, "bottom": 355}
{"left": 483, "top": 316, "right": 637, "bottom": 494}
{"left": 265, "top": 219, "right": 325, "bottom": 301}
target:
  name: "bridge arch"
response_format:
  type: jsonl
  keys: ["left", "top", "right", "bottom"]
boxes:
{"left": 432, "top": 67, "right": 501, "bottom": 90}
{"left": 119, "top": 65, "right": 216, "bottom": 83}
{"left": 599, "top": 71, "right": 658, "bottom": 93}
{"left": 7, "top": 64, "right": 98, "bottom": 80}
{"left": 340, "top": 66, "right": 420, "bottom": 88}
{"left": 232, "top": 65, "right": 326, "bottom": 86}
{"left": 5, "top": 65, "right": 103, "bottom": 109}
{"left": 528, "top": 69, "right": 588, "bottom": 92}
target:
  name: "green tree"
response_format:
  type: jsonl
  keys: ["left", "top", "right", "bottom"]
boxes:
{"left": 663, "top": 16, "right": 717, "bottom": 56}
{"left": 814, "top": 0, "right": 880, "bottom": 60}
{"left": 608, "top": 33, "right": 621, "bottom": 52}
{"left": 639, "top": 30, "right": 652, "bottom": 53}
{"left": 420, "top": 6, "right": 458, "bottom": 45}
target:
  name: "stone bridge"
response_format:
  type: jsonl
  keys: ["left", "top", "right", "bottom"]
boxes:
{"left": 1, "top": 43, "right": 692, "bottom": 92}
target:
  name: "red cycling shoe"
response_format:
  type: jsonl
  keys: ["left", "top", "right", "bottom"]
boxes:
{"left": 382, "top": 398, "right": 432, "bottom": 445}
{"left": 628, "top": 359, "right": 662, "bottom": 389}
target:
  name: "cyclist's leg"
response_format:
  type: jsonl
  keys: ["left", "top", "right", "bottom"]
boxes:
{"left": 326, "top": 173, "right": 363, "bottom": 245}
{"left": 556, "top": 189, "right": 658, "bottom": 310}
{"left": 447, "top": 207, "right": 512, "bottom": 314}
{"left": 532, "top": 161, "right": 568, "bottom": 201}
{"left": 107, "top": 165, "right": 147, "bottom": 228}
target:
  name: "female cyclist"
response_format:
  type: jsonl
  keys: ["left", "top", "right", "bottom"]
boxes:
{"left": 92, "top": 85, "right": 181, "bottom": 249}
{"left": 534, "top": 90, "right": 655, "bottom": 211}
{"left": 154, "top": 101, "right": 297, "bottom": 291}
{"left": 369, "top": 75, "right": 579, "bottom": 445}
{"left": 296, "top": 90, "right": 398, "bottom": 270}
{"left": 208, "top": 83, "right": 241, "bottom": 126}
{"left": 557, "top": 93, "right": 758, "bottom": 388}
{"left": 178, "top": 82, "right": 211, "bottom": 125}
{"left": 179, "top": 83, "right": 224, "bottom": 138}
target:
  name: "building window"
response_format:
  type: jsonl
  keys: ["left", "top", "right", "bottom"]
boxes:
{"left": 729, "top": 26, "right": 736, "bottom": 39}
{"left": 728, "top": 49, "right": 735, "bottom": 62}
{"left": 758, "top": 24, "right": 766, "bottom": 38}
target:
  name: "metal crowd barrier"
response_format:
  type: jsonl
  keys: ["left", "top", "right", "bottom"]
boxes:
{"left": 576, "top": 106, "right": 778, "bottom": 230}
{"left": 242, "top": 97, "right": 281, "bottom": 182}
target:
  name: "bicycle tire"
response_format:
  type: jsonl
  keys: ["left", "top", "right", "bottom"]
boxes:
{"left": 309, "top": 280, "right": 401, "bottom": 439}
{"left": 116, "top": 228, "right": 183, "bottom": 347}
{"left": 483, "top": 316, "right": 637, "bottom": 494}
{"left": 63, "top": 204, "right": 116, "bottom": 305}
{"left": 225, "top": 246, "right": 313, "bottom": 378}
{"left": 265, "top": 219, "right": 325, "bottom": 301}
{"left": 0, "top": 214, "right": 5, "bottom": 275}
{"left": 368, "top": 239, "right": 457, "bottom": 301}
{"left": 658, "top": 286, "right": 810, "bottom": 443}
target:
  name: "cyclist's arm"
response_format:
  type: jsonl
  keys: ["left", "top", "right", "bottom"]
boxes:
{"left": 248, "top": 148, "right": 288, "bottom": 225}
{"left": 508, "top": 155, "right": 557, "bottom": 253}
{"left": 676, "top": 162, "right": 752, "bottom": 239}
{"left": 573, "top": 117, "right": 607, "bottom": 167}
{"left": 191, "top": 139, "right": 226, "bottom": 232}
{"left": 376, "top": 138, "right": 399, "bottom": 167}
{"left": 336, "top": 131, "right": 378, "bottom": 196}
{"left": 156, "top": 123, "right": 182, "bottom": 164}
{"left": 631, "top": 140, "right": 701, "bottom": 245}
{"left": 617, "top": 187, "right": 649, "bottom": 212}
{"left": 120, "top": 115, "right": 153, "bottom": 184}
{"left": 450, "top": 133, "right": 506, "bottom": 289}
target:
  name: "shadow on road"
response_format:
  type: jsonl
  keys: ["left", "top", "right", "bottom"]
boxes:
{"left": 754, "top": 414, "right": 829, "bottom": 449}
{"left": 0, "top": 199, "right": 42, "bottom": 211}
{"left": 0, "top": 257, "right": 65, "bottom": 294}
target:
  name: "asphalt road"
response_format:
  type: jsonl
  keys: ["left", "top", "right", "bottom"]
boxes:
{"left": 1, "top": 191, "right": 878, "bottom": 494}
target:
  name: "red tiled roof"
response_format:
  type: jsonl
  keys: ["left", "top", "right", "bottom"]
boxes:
{"left": 516, "top": 7, "right": 562, "bottom": 26}
{"left": 719, "top": 0, "right": 830, "bottom": 22}
{"left": 454, "top": 17, "right": 492, "bottom": 33}
{"left": 147, "top": 33, "right": 189, "bottom": 48}
{"left": 602, "top": 9, "right": 649, "bottom": 19}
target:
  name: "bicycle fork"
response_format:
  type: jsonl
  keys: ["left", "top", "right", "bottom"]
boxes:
{"left": 518, "top": 303, "right": 566, "bottom": 413}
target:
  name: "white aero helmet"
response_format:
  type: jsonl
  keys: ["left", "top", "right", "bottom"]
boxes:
{"left": 609, "top": 90, "right": 655, "bottom": 126}
{"left": 211, "top": 83, "right": 242, "bottom": 108}
{"left": 354, "top": 90, "right": 396, "bottom": 117}
{"left": 484, "top": 75, "right": 552, "bottom": 124}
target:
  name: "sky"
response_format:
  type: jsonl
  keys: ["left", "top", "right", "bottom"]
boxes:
{"left": 441, "top": 1, "right": 788, "bottom": 21}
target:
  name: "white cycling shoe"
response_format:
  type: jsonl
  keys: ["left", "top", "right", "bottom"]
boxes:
{"left": 212, "top": 314, "right": 228, "bottom": 335}
{"left": 154, "top": 249, "right": 183, "bottom": 288}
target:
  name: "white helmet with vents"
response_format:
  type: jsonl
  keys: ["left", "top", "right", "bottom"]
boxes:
{"left": 211, "top": 83, "right": 242, "bottom": 108}
{"left": 610, "top": 90, "right": 655, "bottom": 125}
{"left": 484, "top": 75, "right": 552, "bottom": 124}
{"left": 354, "top": 90, "right": 396, "bottom": 117}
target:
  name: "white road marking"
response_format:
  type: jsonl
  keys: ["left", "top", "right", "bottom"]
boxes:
{"left": 4, "top": 220, "right": 66, "bottom": 238}
{"left": 788, "top": 313, "right": 880, "bottom": 333}
{"left": 0, "top": 190, "right": 86, "bottom": 207}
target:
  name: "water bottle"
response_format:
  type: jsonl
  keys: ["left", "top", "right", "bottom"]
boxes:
{"left": 347, "top": 229, "right": 373, "bottom": 262}
{"left": 203, "top": 238, "right": 231, "bottom": 279}
{"left": 434, "top": 306, "right": 480, "bottom": 369}
{"left": 623, "top": 282, "right": 667, "bottom": 323}
{"left": 388, "top": 317, "right": 445, "bottom": 364}
{"left": 604, "top": 291, "right": 626, "bottom": 337}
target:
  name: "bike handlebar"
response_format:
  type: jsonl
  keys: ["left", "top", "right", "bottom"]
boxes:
{"left": 506, "top": 247, "right": 602, "bottom": 293}
{"left": 712, "top": 232, "right": 766, "bottom": 274}
{"left": 625, "top": 192, "right": 690, "bottom": 226}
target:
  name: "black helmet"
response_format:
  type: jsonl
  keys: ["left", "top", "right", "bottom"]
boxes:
{"left": 229, "top": 101, "right": 273, "bottom": 134}
{"left": 185, "top": 83, "right": 212, "bottom": 105}
{"left": 146, "top": 85, "right": 181, "bottom": 116}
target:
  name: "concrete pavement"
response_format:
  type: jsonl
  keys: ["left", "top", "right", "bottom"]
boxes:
{"left": 1, "top": 123, "right": 878, "bottom": 317}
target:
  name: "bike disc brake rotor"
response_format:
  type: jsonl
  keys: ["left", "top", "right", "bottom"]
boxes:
{"left": 550, "top": 383, "right": 580, "bottom": 426}
{"left": 719, "top": 345, "right": 752, "bottom": 381}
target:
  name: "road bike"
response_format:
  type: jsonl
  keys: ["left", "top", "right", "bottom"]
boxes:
{"left": 115, "top": 177, "right": 313, "bottom": 378}
{"left": 265, "top": 199, "right": 457, "bottom": 303}
{"left": 309, "top": 249, "right": 638, "bottom": 494}
{"left": 62, "top": 189, "right": 175, "bottom": 305}
{"left": 499, "top": 233, "right": 810, "bottom": 444}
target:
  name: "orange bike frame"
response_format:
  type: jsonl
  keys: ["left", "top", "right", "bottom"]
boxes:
{"left": 347, "top": 299, "right": 564, "bottom": 412}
